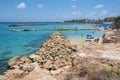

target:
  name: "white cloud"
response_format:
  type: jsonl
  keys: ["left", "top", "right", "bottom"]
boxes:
{"left": 72, "top": 0, "right": 76, "bottom": 1}
{"left": 17, "top": 2, "right": 26, "bottom": 9}
{"left": 72, "top": 5, "right": 77, "bottom": 8}
{"left": 72, "top": 11, "right": 80, "bottom": 15}
{"left": 98, "top": 10, "right": 109, "bottom": 17}
{"left": 95, "top": 4, "right": 104, "bottom": 8}
{"left": 38, "top": 4, "right": 43, "bottom": 8}
{"left": 101, "top": 10, "right": 108, "bottom": 14}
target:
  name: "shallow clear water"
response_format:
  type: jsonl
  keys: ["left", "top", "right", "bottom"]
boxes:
{"left": 0, "top": 22, "right": 105, "bottom": 74}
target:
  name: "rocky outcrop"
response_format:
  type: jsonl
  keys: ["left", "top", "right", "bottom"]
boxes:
{"left": 0, "top": 62, "right": 56, "bottom": 80}
{"left": 30, "top": 32, "right": 78, "bottom": 71}
{"left": 8, "top": 56, "right": 32, "bottom": 69}
{"left": 7, "top": 32, "right": 78, "bottom": 74}
{"left": 102, "top": 29, "right": 120, "bottom": 43}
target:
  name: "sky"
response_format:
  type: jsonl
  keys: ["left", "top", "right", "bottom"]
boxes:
{"left": 0, "top": 0, "right": 120, "bottom": 22}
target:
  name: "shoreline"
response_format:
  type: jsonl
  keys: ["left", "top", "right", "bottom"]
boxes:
{"left": 0, "top": 29, "right": 120, "bottom": 80}
{"left": 2, "top": 24, "right": 105, "bottom": 72}
{"left": 0, "top": 27, "right": 107, "bottom": 75}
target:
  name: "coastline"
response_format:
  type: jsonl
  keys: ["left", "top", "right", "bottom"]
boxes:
{"left": 0, "top": 27, "right": 120, "bottom": 80}
{"left": 0, "top": 28, "right": 120, "bottom": 80}
{"left": 0, "top": 0, "right": 119, "bottom": 79}
{"left": 0, "top": 22, "right": 103, "bottom": 75}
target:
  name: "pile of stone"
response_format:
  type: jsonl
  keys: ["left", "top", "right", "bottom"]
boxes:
{"left": 8, "top": 32, "right": 78, "bottom": 73}
{"left": 8, "top": 56, "right": 34, "bottom": 72}
{"left": 30, "top": 32, "right": 78, "bottom": 70}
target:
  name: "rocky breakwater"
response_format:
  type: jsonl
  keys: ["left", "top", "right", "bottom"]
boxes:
{"left": 30, "top": 32, "right": 78, "bottom": 71}
{"left": 0, "top": 32, "right": 78, "bottom": 80}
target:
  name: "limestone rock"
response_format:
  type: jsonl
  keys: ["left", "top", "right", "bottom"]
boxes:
{"left": 8, "top": 56, "right": 21, "bottom": 68}
{"left": 8, "top": 56, "right": 32, "bottom": 69}
{"left": 20, "top": 64, "right": 34, "bottom": 72}
{"left": 32, "top": 32, "right": 78, "bottom": 70}
{"left": 102, "top": 29, "right": 119, "bottom": 43}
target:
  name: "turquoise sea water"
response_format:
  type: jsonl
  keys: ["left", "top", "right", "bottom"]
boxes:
{"left": 0, "top": 22, "right": 105, "bottom": 74}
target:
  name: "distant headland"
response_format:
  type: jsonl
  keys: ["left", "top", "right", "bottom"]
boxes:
{"left": 62, "top": 17, "right": 115, "bottom": 24}
{"left": 8, "top": 24, "right": 47, "bottom": 27}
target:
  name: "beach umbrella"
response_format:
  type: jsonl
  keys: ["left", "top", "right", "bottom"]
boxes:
{"left": 86, "top": 34, "right": 93, "bottom": 37}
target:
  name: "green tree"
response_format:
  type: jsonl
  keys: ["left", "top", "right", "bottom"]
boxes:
{"left": 112, "top": 16, "right": 120, "bottom": 29}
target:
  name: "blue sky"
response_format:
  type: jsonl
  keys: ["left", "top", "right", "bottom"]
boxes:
{"left": 0, "top": 0, "right": 120, "bottom": 22}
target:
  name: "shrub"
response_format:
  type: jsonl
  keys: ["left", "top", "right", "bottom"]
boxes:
{"left": 112, "top": 16, "right": 120, "bottom": 29}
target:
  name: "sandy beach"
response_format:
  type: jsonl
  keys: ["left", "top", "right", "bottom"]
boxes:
{"left": 70, "top": 37, "right": 120, "bottom": 60}
{"left": 70, "top": 38, "right": 86, "bottom": 48}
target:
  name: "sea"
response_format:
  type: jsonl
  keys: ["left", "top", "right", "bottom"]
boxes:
{"left": 0, "top": 22, "right": 105, "bottom": 74}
